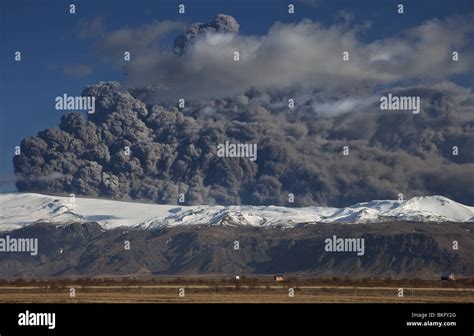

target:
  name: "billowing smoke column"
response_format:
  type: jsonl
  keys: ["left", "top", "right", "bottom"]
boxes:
{"left": 13, "top": 80, "right": 474, "bottom": 207}
{"left": 12, "top": 15, "right": 474, "bottom": 207}
{"left": 173, "top": 14, "right": 240, "bottom": 54}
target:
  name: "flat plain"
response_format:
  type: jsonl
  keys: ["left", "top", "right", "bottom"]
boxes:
{"left": 0, "top": 278, "right": 472, "bottom": 303}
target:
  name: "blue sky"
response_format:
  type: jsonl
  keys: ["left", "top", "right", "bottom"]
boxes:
{"left": 1, "top": 0, "right": 474, "bottom": 189}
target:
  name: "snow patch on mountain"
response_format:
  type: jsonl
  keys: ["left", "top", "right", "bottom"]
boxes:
{"left": 0, "top": 193, "right": 472, "bottom": 232}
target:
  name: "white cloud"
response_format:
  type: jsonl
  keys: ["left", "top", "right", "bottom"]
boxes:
{"left": 96, "top": 14, "right": 474, "bottom": 101}
{"left": 313, "top": 96, "right": 378, "bottom": 116}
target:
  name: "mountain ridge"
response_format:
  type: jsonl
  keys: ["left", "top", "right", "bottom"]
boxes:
{"left": 0, "top": 221, "right": 471, "bottom": 278}
{"left": 0, "top": 193, "right": 473, "bottom": 232}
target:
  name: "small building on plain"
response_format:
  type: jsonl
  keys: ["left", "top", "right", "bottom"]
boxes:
{"left": 273, "top": 275, "right": 285, "bottom": 282}
{"left": 441, "top": 272, "right": 456, "bottom": 281}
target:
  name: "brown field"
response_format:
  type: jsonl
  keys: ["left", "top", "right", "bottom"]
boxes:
{"left": 0, "top": 277, "right": 473, "bottom": 303}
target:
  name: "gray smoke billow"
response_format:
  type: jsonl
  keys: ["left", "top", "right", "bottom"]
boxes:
{"left": 13, "top": 80, "right": 474, "bottom": 207}
{"left": 12, "top": 15, "right": 474, "bottom": 207}
{"left": 173, "top": 14, "right": 239, "bottom": 54}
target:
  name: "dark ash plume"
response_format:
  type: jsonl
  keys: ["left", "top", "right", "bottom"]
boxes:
{"left": 13, "top": 81, "right": 474, "bottom": 207}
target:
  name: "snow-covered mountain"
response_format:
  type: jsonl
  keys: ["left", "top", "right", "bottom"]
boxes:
{"left": 0, "top": 193, "right": 473, "bottom": 232}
